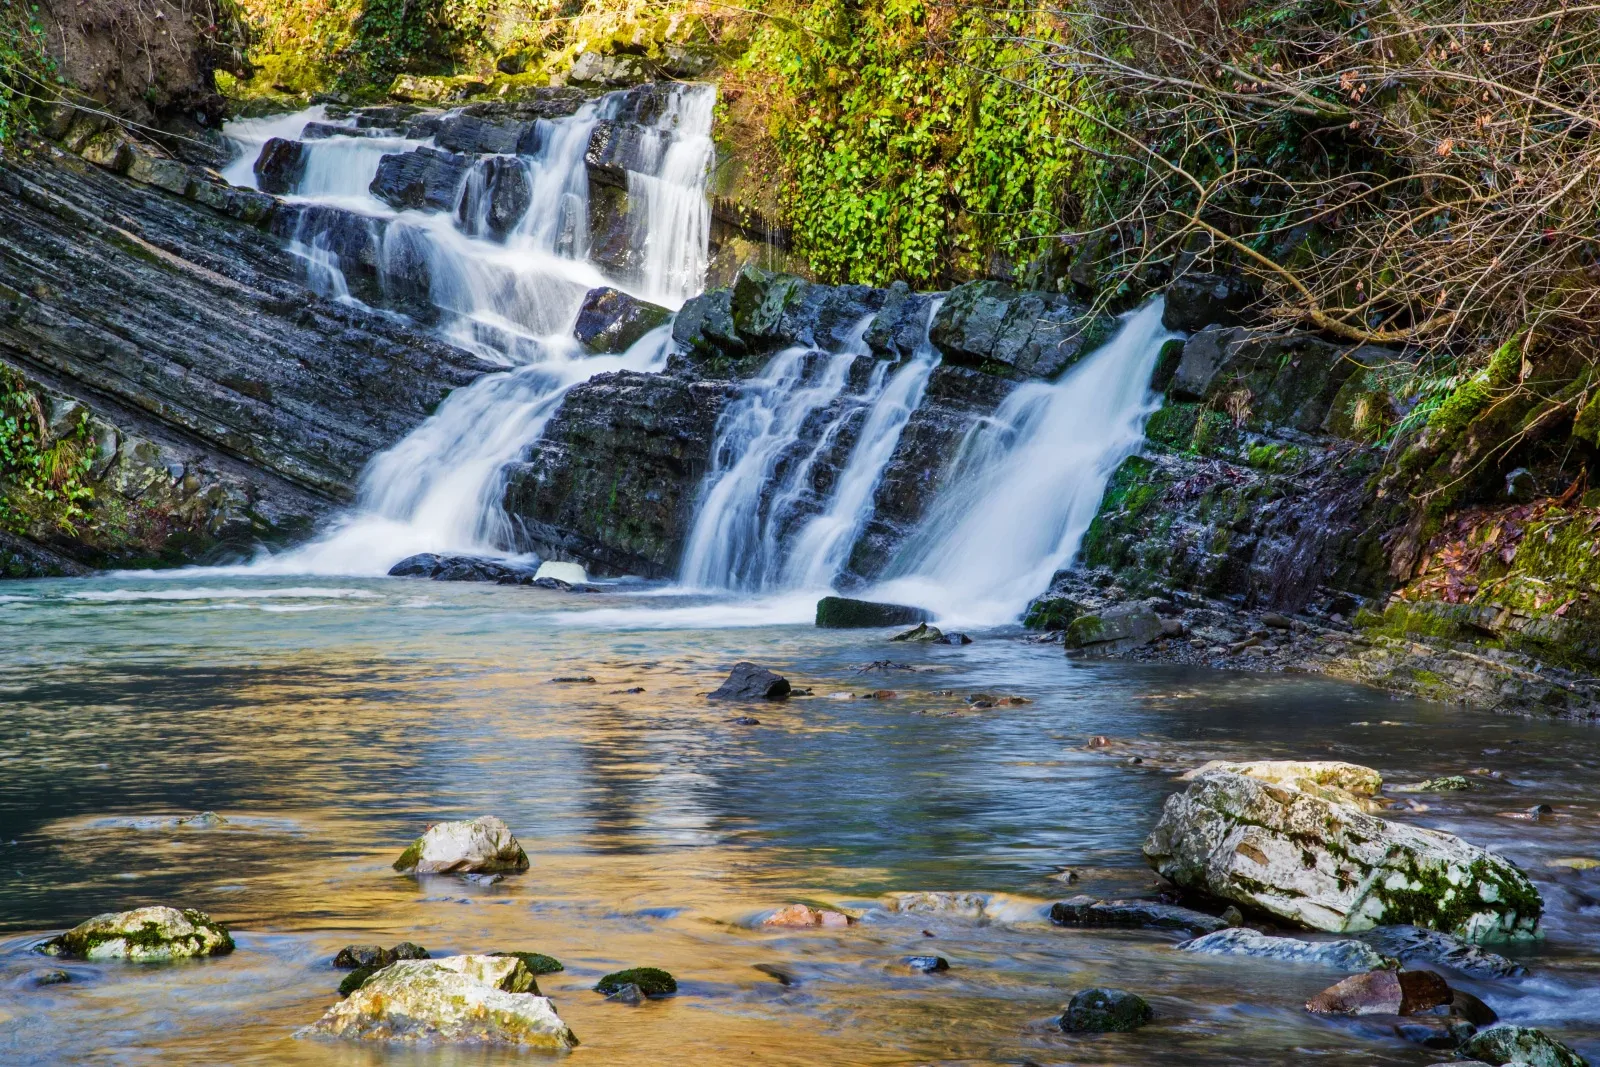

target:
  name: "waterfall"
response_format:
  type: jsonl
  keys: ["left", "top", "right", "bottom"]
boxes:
{"left": 228, "top": 84, "right": 716, "bottom": 575}
{"left": 678, "top": 303, "right": 941, "bottom": 592}
{"left": 871, "top": 300, "right": 1174, "bottom": 626}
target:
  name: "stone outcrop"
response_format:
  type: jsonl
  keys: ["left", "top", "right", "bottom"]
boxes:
{"left": 501, "top": 371, "right": 736, "bottom": 577}
{"left": 0, "top": 145, "right": 494, "bottom": 573}
{"left": 393, "top": 816, "right": 530, "bottom": 874}
{"left": 303, "top": 955, "right": 576, "bottom": 1048}
{"left": 38, "top": 906, "right": 233, "bottom": 961}
{"left": 928, "top": 280, "right": 1113, "bottom": 380}
{"left": 708, "top": 662, "right": 791, "bottom": 700}
{"left": 1144, "top": 771, "right": 1542, "bottom": 942}
{"left": 369, "top": 146, "right": 473, "bottom": 212}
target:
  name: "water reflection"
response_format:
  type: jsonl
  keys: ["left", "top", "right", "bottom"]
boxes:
{"left": 0, "top": 575, "right": 1596, "bottom": 1064}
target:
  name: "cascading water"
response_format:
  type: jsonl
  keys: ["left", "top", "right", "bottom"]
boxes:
{"left": 225, "top": 84, "right": 716, "bottom": 574}
{"left": 872, "top": 300, "right": 1174, "bottom": 625}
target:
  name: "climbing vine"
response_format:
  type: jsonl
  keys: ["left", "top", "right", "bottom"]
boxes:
{"left": 0, "top": 0, "right": 56, "bottom": 144}
{"left": 0, "top": 368, "right": 94, "bottom": 533}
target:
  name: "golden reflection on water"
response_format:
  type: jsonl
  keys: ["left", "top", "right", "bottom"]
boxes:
{"left": 0, "top": 577, "right": 1596, "bottom": 1064}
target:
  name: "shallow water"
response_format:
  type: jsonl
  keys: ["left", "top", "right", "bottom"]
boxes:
{"left": 1, "top": 574, "right": 1597, "bottom": 1065}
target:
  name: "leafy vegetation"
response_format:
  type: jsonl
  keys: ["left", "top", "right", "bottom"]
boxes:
{"left": 0, "top": 367, "right": 93, "bottom": 534}
{"left": 0, "top": 0, "right": 56, "bottom": 143}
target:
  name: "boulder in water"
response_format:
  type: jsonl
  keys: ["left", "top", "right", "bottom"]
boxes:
{"left": 593, "top": 967, "right": 676, "bottom": 997}
{"left": 1058, "top": 988, "right": 1153, "bottom": 1032}
{"left": 487, "top": 950, "right": 563, "bottom": 975}
{"left": 1179, "top": 759, "right": 1385, "bottom": 812}
{"left": 1143, "top": 771, "right": 1542, "bottom": 942}
{"left": 386, "top": 553, "right": 534, "bottom": 583}
{"left": 389, "top": 553, "right": 444, "bottom": 577}
{"left": 573, "top": 287, "right": 672, "bottom": 354}
{"left": 470, "top": 156, "right": 532, "bottom": 240}
{"left": 369, "top": 146, "right": 472, "bottom": 213}
{"left": 433, "top": 113, "right": 533, "bottom": 156}
{"left": 334, "top": 942, "right": 430, "bottom": 970}
{"left": 890, "top": 622, "right": 944, "bottom": 643}
{"left": 1065, "top": 604, "right": 1164, "bottom": 654}
{"left": 815, "top": 596, "right": 930, "bottom": 629}
{"left": 1176, "top": 928, "right": 1392, "bottom": 971}
{"left": 254, "top": 137, "right": 307, "bottom": 194}
{"left": 393, "top": 815, "right": 530, "bottom": 874}
{"left": 303, "top": 955, "right": 576, "bottom": 1048}
{"left": 709, "top": 663, "right": 791, "bottom": 701}
{"left": 905, "top": 955, "right": 949, "bottom": 973}
{"left": 1049, "top": 894, "right": 1228, "bottom": 936}
{"left": 1460, "top": 1025, "right": 1589, "bottom": 1067}
{"left": 1305, "top": 968, "right": 1452, "bottom": 1016}
{"left": 1352, "top": 925, "right": 1527, "bottom": 979}
{"left": 761, "top": 904, "right": 853, "bottom": 928}
{"left": 37, "top": 906, "right": 233, "bottom": 961}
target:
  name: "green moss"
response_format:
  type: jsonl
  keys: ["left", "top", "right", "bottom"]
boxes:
{"left": 594, "top": 966, "right": 677, "bottom": 997}
{"left": 392, "top": 839, "right": 425, "bottom": 871}
{"left": 489, "top": 951, "right": 563, "bottom": 975}
{"left": 1064, "top": 614, "right": 1107, "bottom": 646}
{"left": 1023, "top": 597, "right": 1080, "bottom": 631}
{"left": 1366, "top": 855, "right": 1541, "bottom": 941}
{"left": 339, "top": 964, "right": 378, "bottom": 997}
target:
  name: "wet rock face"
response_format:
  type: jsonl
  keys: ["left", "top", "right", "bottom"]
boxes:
{"left": 303, "top": 955, "right": 576, "bottom": 1048}
{"left": 1143, "top": 771, "right": 1543, "bottom": 942}
{"left": 572, "top": 287, "right": 672, "bottom": 353}
{"left": 929, "top": 280, "right": 1113, "bottom": 381}
{"left": 0, "top": 153, "right": 494, "bottom": 572}
{"left": 254, "top": 137, "right": 307, "bottom": 194}
{"left": 501, "top": 371, "right": 736, "bottom": 578}
{"left": 393, "top": 816, "right": 530, "bottom": 874}
{"left": 814, "top": 597, "right": 930, "bottom": 629}
{"left": 461, "top": 156, "right": 532, "bottom": 240}
{"left": 369, "top": 147, "right": 472, "bottom": 212}
{"left": 38, "top": 906, "right": 233, "bottom": 961}
{"left": 1161, "top": 273, "right": 1259, "bottom": 332}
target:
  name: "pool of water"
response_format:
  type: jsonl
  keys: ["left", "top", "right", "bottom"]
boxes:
{"left": 1, "top": 574, "right": 1596, "bottom": 1065}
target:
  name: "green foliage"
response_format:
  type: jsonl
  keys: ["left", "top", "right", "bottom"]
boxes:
{"left": 0, "top": 0, "right": 57, "bottom": 143}
{"left": 0, "top": 367, "right": 93, "bottom": 533}
{"left": 743, "top": 0, "right": 1103, "bottom": 286}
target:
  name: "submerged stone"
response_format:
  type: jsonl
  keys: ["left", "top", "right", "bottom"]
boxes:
{"left": 904, "top": 955, "right": 949, "bottom": 973}
{"left": 709, "top": 663, "right": 791, "bottom": 701}
{"left": 334, "top": 942, "right": 430, "bottom": 970}
{"left": 1353, "top": 925, "right": 1528, "bottom": 979}
{"left": 594, "top": 967, "right": 676, "bottom": 997}
{"left": 487, "top": 951, "right": 563, "bottom": 975}
{"left": 37, "top": 906, "right": 233, "bottom": 961}
{"left": 1177, "top": 928, "right": 1393, "bottom": 971}
{"left": 304, "top": 955, "right": 575, "bottom": 1048}
{"left": 1143, "top": 771, "right": 1543, "bottom": 942}
{"left": 1050, "top": 895, "right": 1228, "bottom": 936}
{"left": 1460, "top": 1025, "right": 1589, "bottom": 1067}
{"left": 1058, "top": 987, "right": 1153, "bottom": 1033}
{"left": 815, "top": 597, "right": 930, "bottom": 629}
{"left": 392, "top": 815, "right": 530, "bottom": 874}
{"left": 761, "top": 904, "right": 853, "bottom": 928}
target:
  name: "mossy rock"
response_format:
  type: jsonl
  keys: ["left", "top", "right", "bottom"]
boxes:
{"left": 594, "top": 967, "right": 676, "bottom": 997}
{"left": 815, "top": 596, "right": 929, "bottom": 629}
{"left": 489, "top": 951, "right": 563, "bottom": 975}
{"left": 1023, "top": 596, "right": 1081, "bottom": 631}
{"left": 38, "top": 906, "right": 234, "bottom": 961}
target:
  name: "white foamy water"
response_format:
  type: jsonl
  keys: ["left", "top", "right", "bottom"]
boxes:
{"left": 219, "top": 84, "right": 717, "bottom": 575}
{"left": 872, "top": 300, "right": 1174, "bottom": 626}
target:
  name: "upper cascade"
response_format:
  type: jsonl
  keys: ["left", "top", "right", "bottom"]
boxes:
{"left": 225, "top": 83, "right": 718, "bottom": 574}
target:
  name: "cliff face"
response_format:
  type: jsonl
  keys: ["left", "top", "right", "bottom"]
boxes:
{"left": 0, "top": 139, "right": 496, "bottom": 572}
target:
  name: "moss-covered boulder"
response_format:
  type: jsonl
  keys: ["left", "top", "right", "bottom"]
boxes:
{"left": 37, "top": 906, "right": 233, "bottom": 961}
{"left": 815, "top": 596, "right": 929, "bottom": 629}
{"left": 304, "top": 955, "right": 575, "bottom": 1047}
{"left": 1058, "top": 987, "right": 1152, "bottom": 1032}
{"left": 1178, "top": 759, "right": 1385, "bottom": 812}
{"left": 488, "top": 951, "right": 563, "bottom": 975}
{"left": 1143, "top": 771, "right": 1542, "bottom": 943}
{"left": 1460, "top": 1024, "right": 1588, "bottom": 1067}
{"left": 1064, "top": 604, "right": 1163, "bottom": 654}
{"left": 594, "top": 966, "right": 676, "bottom": 997}
{"left": 392, "top": 816, "right": 529, "bottom": 875}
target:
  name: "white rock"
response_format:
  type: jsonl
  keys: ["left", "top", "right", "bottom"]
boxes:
{"left": 38, "top": 906, "right": 233, "bottom": 961}
{"left": 1180, "top": 759, "right": 1384, "bottom": 811}
{"left": 1143, "top": 771, "right": 1541, "bottom": 943}
{"left": 535, "top": 560, "right": 589, "bottom": 585}
{"left": 393, "top": 815, "right": 529, "bottom": 874}
{"left": 302, "top": 955, "right": 576, "bottom": 1048}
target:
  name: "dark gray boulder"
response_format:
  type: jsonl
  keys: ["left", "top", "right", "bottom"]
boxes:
{"left": 254, "top": 137, "right": 307, "bottom": 194}
{"left": 1460, "top": 1025, "right": 1588, "bottom": 1067}
{"left": 1162, "top": 273, "right": 1258, "bottom": 332}
{"left": 461, "top": 156, "right": 531, "bottom": 240}
{"left": 334, "top": 942, "right": 430, "bottom": 969}
{"left": 301, "top": 122, "right": 393, "bottom": 140}
{"left": 815, "top": 597, "right": 930, "bottom": 629}
{"left": 387, "top": 553, "right": 534, "bottom": 582}
{"left": 1059, "top": 988, "right": 1153, "bottom": 1033}
{"left": 1065, "top": 604, "right": 1165, "bottom": 654}
{"left": 709, "top": 663, "right": 792, "bottom": 701}
{"left": 1050, "top": 895, "right": 1228, "bottom": 936}
{"left": 864, "top": 282, "right": 936, "bottom": 360}
{"left": 929, "top": 280, "right": 1113, "bottom": 380}
{"left": 672, "top": 288, "right": 744, "bottom": 362}
{"left": 369, "top": 147, "right": 472, "bottom": 213}
{"left": 434, "top": 113, "right": 534, "bottom": 156}
{"left": 573, "top": 287, "right": 672, "bottom": 353}
{"left": 389, "top": 553, "right": 445, "bottom": 577}
{"left": 585, "top": 121, "right": 659, "bottom": 186}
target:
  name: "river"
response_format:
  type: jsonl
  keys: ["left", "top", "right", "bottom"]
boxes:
{"left": 1, "top": 575, "right": 1597, "bottom": 1064}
